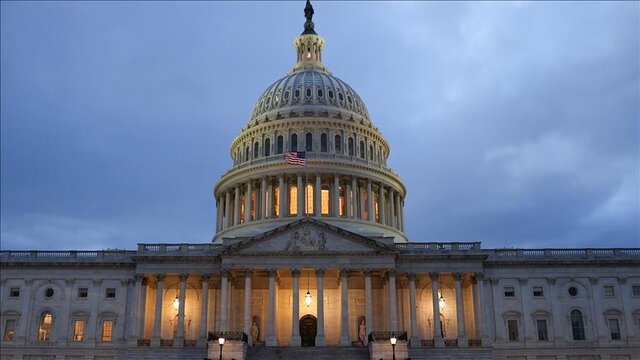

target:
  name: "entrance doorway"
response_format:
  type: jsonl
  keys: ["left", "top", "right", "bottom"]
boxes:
{"left": 299, "top": 314, "right": 317, "bottom": 347}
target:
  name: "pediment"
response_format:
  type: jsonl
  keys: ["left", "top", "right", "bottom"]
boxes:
{"left": 222, "top": 218, "right": 398, "bottom": 256}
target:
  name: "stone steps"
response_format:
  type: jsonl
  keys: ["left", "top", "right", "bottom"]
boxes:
{"left": 246, "top": 346, "right": 369, "bottom": 360}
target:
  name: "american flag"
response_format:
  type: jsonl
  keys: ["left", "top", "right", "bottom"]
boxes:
{"left": 284, "top": 151, "right": 306, "bottom": 166}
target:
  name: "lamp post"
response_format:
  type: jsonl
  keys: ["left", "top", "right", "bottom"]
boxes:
{"left": 390, "top": 336, "right": 397, "bottom": 360}
{"left": 218, "top": 337, "right": 225, "bottom": 360}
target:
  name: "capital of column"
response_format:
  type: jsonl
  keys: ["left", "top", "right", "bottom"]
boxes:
{"left": 408, "top": 273, "right": 416, "bottom": 282}
{"left": 93, "top": 279, "right": 103, "bottom": 286}
{"left": 135, "top": 273, "right": 144, "bottom": 282}
{"left": 617, "top": 276, "right": 627, "bottom": 284}
{"left": 156, "top": 273, "right": 165, "bottom": 281}
{"left": 316, "top": 268, "right": 325, "bottom": 277}
{"left": 340, "top": 268, "right": 349, "bottom": 278}
{"left": 221, "top": 270, "right": 230, "bottom": 279}
{"left": 387, "top": 269, "right": 396, "bottom": 278}
{"left": 363, "top": 269, "right": 373, "bottom": 277}
{"left": 589, "top": 277, "right": 598, "bottom": 285}
{"left": 291, "top": 269, "right": 300, "bottom": 277}
{"left": 201, "top": 273, "right": 211, "bottom": 282}
{"left": 429, "top": 272, "right": 439, "bottom": 281}
{"left": 268, "top": 269, "right": 278, "bottom": 278}
{"left": 474, "top": 272, "right": 485, "bottom": 281}
{"left": 120, "top": 279, "right": 130, "bottom": 287}
{"left": 453, "top": 272, "right": 462, "bottom": 281}
{"left": 244, "top": 270, "right": 254, "bottom": 277}
{"left": 518, "top": 277, "right": 528, "bottom": 285}
{"left": 179, "top": 273, "right": 188, "bottom": 281}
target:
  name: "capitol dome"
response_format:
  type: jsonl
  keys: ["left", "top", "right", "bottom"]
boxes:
{"left": 213, "top": 0, "right": 407, "bottom": 243}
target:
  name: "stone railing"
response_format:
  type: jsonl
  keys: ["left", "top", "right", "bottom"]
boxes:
{"left": 1, "top": 250, "right": 134, "bottom": 262}
{"left": 368, "top": 331, "right": 408, "bottom": 342}
{"left": 487, "top": 248, "right": 640, "bottom": 260}
{"left": 395, "top": 242, "right": 482, "bottom": 253}
{"left": 208, "top": 331, "right": 248, "bottom": 343}
{"left": 137, "top": 338, "right": 151, "bottom": 347}
{"left": 160, "top": 339, "right": 174, "bottom": 347}
{"left": 137, "top": 243, "right": 223, "bottom": 255}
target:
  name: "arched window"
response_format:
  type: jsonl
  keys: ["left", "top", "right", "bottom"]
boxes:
{"left": 321, "top": 185, "right": 330, "bottom": 215}
{"left": 289, "top": 184, "right": 298, "bottom": 215}
{"left": 306, "top": 132, "right": 313, "bottom": 152}
{"left": 571, "top": 310, "right": 585, "bottom": 340}
{"left": 369, "top": 144, "right": 374, "bottom": 160}
{"left": 277, "top": 135, "right": 284, "bottom": 154}
{"left": 240, "top": 195, "right": 246, "bottom": 223}
{"left": 359, "top": 141, "right": 365, "bottom": 159}
{"left": 290, "top": 134, "right": 298, "bottom": 152}
{"left": 306, "top": 183, "right": 314, "bottom": 214}
{"left": 273, "top": 185, "right": 280, "bottom": 217}
{"left": 335, "top": 135, "right": 342, "bottom": 153}
{"left": 245, "top": 146, "right": 250, "bottom": 162}
{"left": 362, "top": 190, "right": 369, "bottom": 220}
{"left": 250, "top": 190, "right": 256, "bottom": 220}
{"left": 348, "top": 137, "right": 354, "bottom": 156}
{"left": 253, "top": 142, "right": 259, "bottom": 160}
{"left": 38, "top": 311, "right": 53, "bottom": 341}
{"left": 264, "top": 138, "right": 271, "bottom": 157}
{"left": 374, "top": 191, "right": 379, "bottom": 221}
{"left": 320, "top": 133, "right": 328, "bottom": 152}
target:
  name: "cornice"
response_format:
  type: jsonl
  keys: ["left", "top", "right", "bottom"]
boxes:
{"left": 483, "top": 259, "right": 640, "bottom": 267}
{"left": 0, "top": 262, "right": 136, "bottom": 269}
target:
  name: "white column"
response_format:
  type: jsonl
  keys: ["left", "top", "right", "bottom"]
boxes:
{"left": 138, "top": 278, "right": 148, "bottom": 340}
{"left": 388, "top": 270, "right": 398, "bottom": 331}
{"left": 364, "top": 270, "right": 373, "bottom": 345}
{"left": 176, "top": 273, "right": 188, "bottom": 347}
{"left": 478, "top": 274, "right": 492, "bottom": 345}
{"left": 261, "top": 177, "right": 268, "bottom": 219}
{"left": 378, "top": 184, "right": 385, "bottom": 224}
{"left": 367, "top": 180, "right": 373, "bottom": 222}
{"left": 332, "top": 174, "right": 339, "bottom": 217}
{"left": 224, "top": 191, "right": 231, "bottom": 229}
{"left": 408, "top": 273, "right": 420, "bottom": 346}
{"left": 430, "top": 272, "right": 444, "bottom": 347}
{"left": 58, "top": 279, "right": 74, "bottom": 343}
{"left": 215, "top": 197, "right": 222, "bottom": 232}
{"left": 244, "top": 181, "right": 252, "bottom": 223}
{"left": 128, "top": 274, "right": 143, "bottom": 343}
{"left": 339, "top": 268, "right": 350, "bottom": 346}
{"left": 390, "top": 190, "right": 396, "bottom": 229}
{"left": 297, "top": 173, "right": 304, "bottom": 216}
{"left": 243, "top": 270, "right": 253, "bottom": 346}
{"left": 291, "top": 269, "right": 301, "bottom": 346}
{"left": 314, "top": 174, "right": 321, "bottom": 217}
{"left": 619, "top": 277, "right": 636, "bottom": 342}
{"left": 198, "top": 274, "right": 210, "bottom": 347}
{"left": 233, "top": 185, "right": 241, "bottom": 226}
{"left": 454, "top": 273, "right": 467, "bottom": 347}
{"left": 398, "top": 197, "right": 404, "bottom": 231}
{"left": 316, "top": 269, "right": 326, "bottom": 346}
{"left": 219, "top": 271, "right": 229, "bottom": 332}
{"left": 588, "top": 277, "right": 604, "bottom": 342}
{"left": 345, "top": 183, "right": 352, "bottom": 218}
{"left": 151, "top": 273, "right": 165, "bottom": 347}
{"left": 279, "top": 175, "right": 286, "bottom": 218}
{"left": 351, "top": 177, "right": 358, "bottom": 218}
{"left": 267, "top": 181, "right": 273, "bottom": 219}
{"left": 266, "top": 270, "right": 277, "bottom": 346}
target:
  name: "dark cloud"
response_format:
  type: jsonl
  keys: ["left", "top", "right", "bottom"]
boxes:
{"left": 1, "top": 2, "right": 638, "bottom": 250}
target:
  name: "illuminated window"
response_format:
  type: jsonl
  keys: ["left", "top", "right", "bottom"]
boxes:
{"left": 321, "top": 186, "right": 330, "bottom": 215}
{"left": 240, "top": 195, "right": 246, "bottom": 223}
{"left": 273, "top": 186, "right": 280, "bottom": 216}
{"left": 3, "top": 319, "right": 15, "bottom": 341}
{"left": 362, "top": 190, "right": 369, "bottom": 220}
{"left": 290, "top": 134, "right": 298, "bottom": 151}
{"left": 250, "top": 190, "right": 256, "bottom": 220}
{"left": 305, "top": 184, "right": 314, "bottom": 214}
{"left": 306, "top": 132, "right": 313, "bottom": 152}
{"left": 338, "top": 186, "right": 345, "bottom": 216}
{"left": 374, "top": 192, "right": 379, "bottom": 221}
{"left": 264, "top": 138, "right": 271, "bottom": 157}
{"left": 73, "top": 320, "right": 85, "bottom": 342}
{"left": 289, "top": 185, "right": 298, "bottom": 215}
{"left": 335, "top": 135, "right": 342, "bottom": 153}
{"left": 102, "top": 320, "right": 113, "bottom": 342}
{"left": 276, "top": 136, "right": 284, "bottom": 154}
{"left": 38, "top": 311, "right": 53, "bottom": 341}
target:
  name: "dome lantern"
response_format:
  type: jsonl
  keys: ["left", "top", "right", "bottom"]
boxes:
{"left": 291, "top": 0, "right": 327, "bottom": 73}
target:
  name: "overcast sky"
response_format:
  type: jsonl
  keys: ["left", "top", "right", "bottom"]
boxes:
{"left": 1, "top": 1, "right": 638, "bottom": 250}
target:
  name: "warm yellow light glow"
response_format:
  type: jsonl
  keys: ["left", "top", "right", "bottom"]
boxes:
{"left": 173, "top": 296, "right": 180, "bottom": 311}
{"left": 390, "top": 337, "right": 397, "bottom": 345}
{"left": 438, "top": 291, "right": 446, "bottom": 311}
{"left": 218, "top": 337, "right": 225, "bottom": 345}
{"left": 306, "top": 52, "right": 311, "bottom": 59}
{"left": 289, "top": 185, "right": 298, "bottom": 215}
{"left": 306, "top": 184, "right": 314, "bottom": 214}
{"left": 305, "top": 291, "right": 312, "bottom": 307}
{"left": 321, "top": 188, "right": 329, "bottom": 215}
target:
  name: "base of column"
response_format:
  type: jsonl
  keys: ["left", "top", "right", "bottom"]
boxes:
{"left": 481, "top": 336, "right": 492, "bottom": 347}
{"left": 266, "top": 335, "right": 277, "bottom": 347}
{"left": 434, "top": 336, "right": 445, "bottom": 347}
{"left": 315, "top": 334, "right": 326, "bottom": 346}
{"left": 150, "top": 336, "right": 161, "bottom": 348}
{"left": 410, "top": 336, "right": 420, "bottom": 347}
{"left": 339, "top": 336, "right": 350, "bottom": 346}
{"left": 457, "top": 336, "right": 468, "bottom": 347}
{"left": 290, "top": 335, "right": 301, "bottom": 346}
{"left": 197, "top": 337, "right": 208, "bottom": 348}
{"left": 175, "top": 336, "right": 184, "bottom": 348}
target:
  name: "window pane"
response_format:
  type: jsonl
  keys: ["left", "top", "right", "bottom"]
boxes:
{"left": 273, "top": 186, "right": 280, "bottom": 216}
{"left": 321, "top": 133, "right": 327, "bottom": 152}
{"left": 507, "top": 320, "right": 519, "bottom": 341}
{"left": 305, "top": 184, "right": 314, "bottom": 214}
{"left": 335, "top": 135, "right": 342, "bottom": 153}
{"left": 504, "top": 287, "right": 515, "bottom": 297}
{"left": 306, "top": 133, "right": 313, "bottom": 152}
{"left": 289, "top": 185, "right": 297, "bottom": 215}
{"left": 609, "top": 318, "right": 621, "bottom": 340}
{"left": 277, "top": 136, "right": 283, "bottom": 154}
{"left": 74, "top": 320, "right": 85, "bottom": 341}
{"left": 321, "top": 188, "right": 330, "bottom": 215}
{"left": 536, "top": 319, "right": 548, "bottom": 341}
{"left": 264, "top": 139, "right": 271, "bottom": 157}
{"left": 533, "top": 286, "right": 544, "bottom": 297}
{"left": 571, "top": 310, "right": 585, "bottom": 340}
{"left": 39, "top": 312, "right": 53, "bottom": 341}
{"left": 102, "top": 320, "right": 113, "bottom": 342}
{"left": 291, "top": 134, "right": 298, "bottom": 151}
{"left": 604, "top": 286, "right": 615, "bottom": 297}
{"left": 3, "top": 319, "right": 15, "bottom": 340}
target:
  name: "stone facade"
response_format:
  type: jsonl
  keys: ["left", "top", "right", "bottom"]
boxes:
{"left": 1, "top": 2, "right": 639, "bottom": 360}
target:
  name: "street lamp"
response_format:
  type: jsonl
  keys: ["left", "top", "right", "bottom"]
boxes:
{"left": 390, "top": 336, "right": 397, "bottom": 360}
{"left": 218, "top": 337, "right": 225, "bottom": 360}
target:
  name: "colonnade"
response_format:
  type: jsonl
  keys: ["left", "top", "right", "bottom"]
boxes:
{"left": 215, "top": 174, "right": 405, "bottom": 234}
{"left": 133, "top": 270, "right": 483, "bottom": 348}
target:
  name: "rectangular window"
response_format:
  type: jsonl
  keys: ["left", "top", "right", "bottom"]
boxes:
{"left": 533, "top": 286, "right": 544, "bottom": 297}
{"left": 105, "top": 288, "right": 116, "bottom": 298}
{"left": 604, "top": 285, "right": 615, "bottom": 297}
{"left": 102, "top": 320, "right": 113, "bottom": 342}
{"left": 632, "top": 285, "right": 640, "bottom": 297}
{"left": 507, "top": 319, "right": 519, "bottom": 341}
{"left": 321, "top": 188, "right": 330, "bottom": 215}
{"left": 77, "top": 288, "right": 88, "bottom": 298}
{"left": 73, "top": 320, "right": 85, "bottom": 341}
{"left": 608, "top": 318, "right": 621, "bottom": 340}
{"left": 3, "top": 319, "right": 16, "bottom": 341}
{"left": 9, "top": 287, "right": 20, "bottom": 298}
{"left": 536, "top": 319, "right": 548, "bottom": 341}
{"left": 504, "top": 286, "right": 515, "bottom": 297}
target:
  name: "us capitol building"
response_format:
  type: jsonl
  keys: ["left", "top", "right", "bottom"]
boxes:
{"left": 1, "top": 2, "right": 639, "bottom": 360}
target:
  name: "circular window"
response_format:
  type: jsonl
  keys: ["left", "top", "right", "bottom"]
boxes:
{"left": 45, "top": 288, "right": 54, "bottom": 298}
{"left": 568, "top": 286, "right": 578, "bottom": 297}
